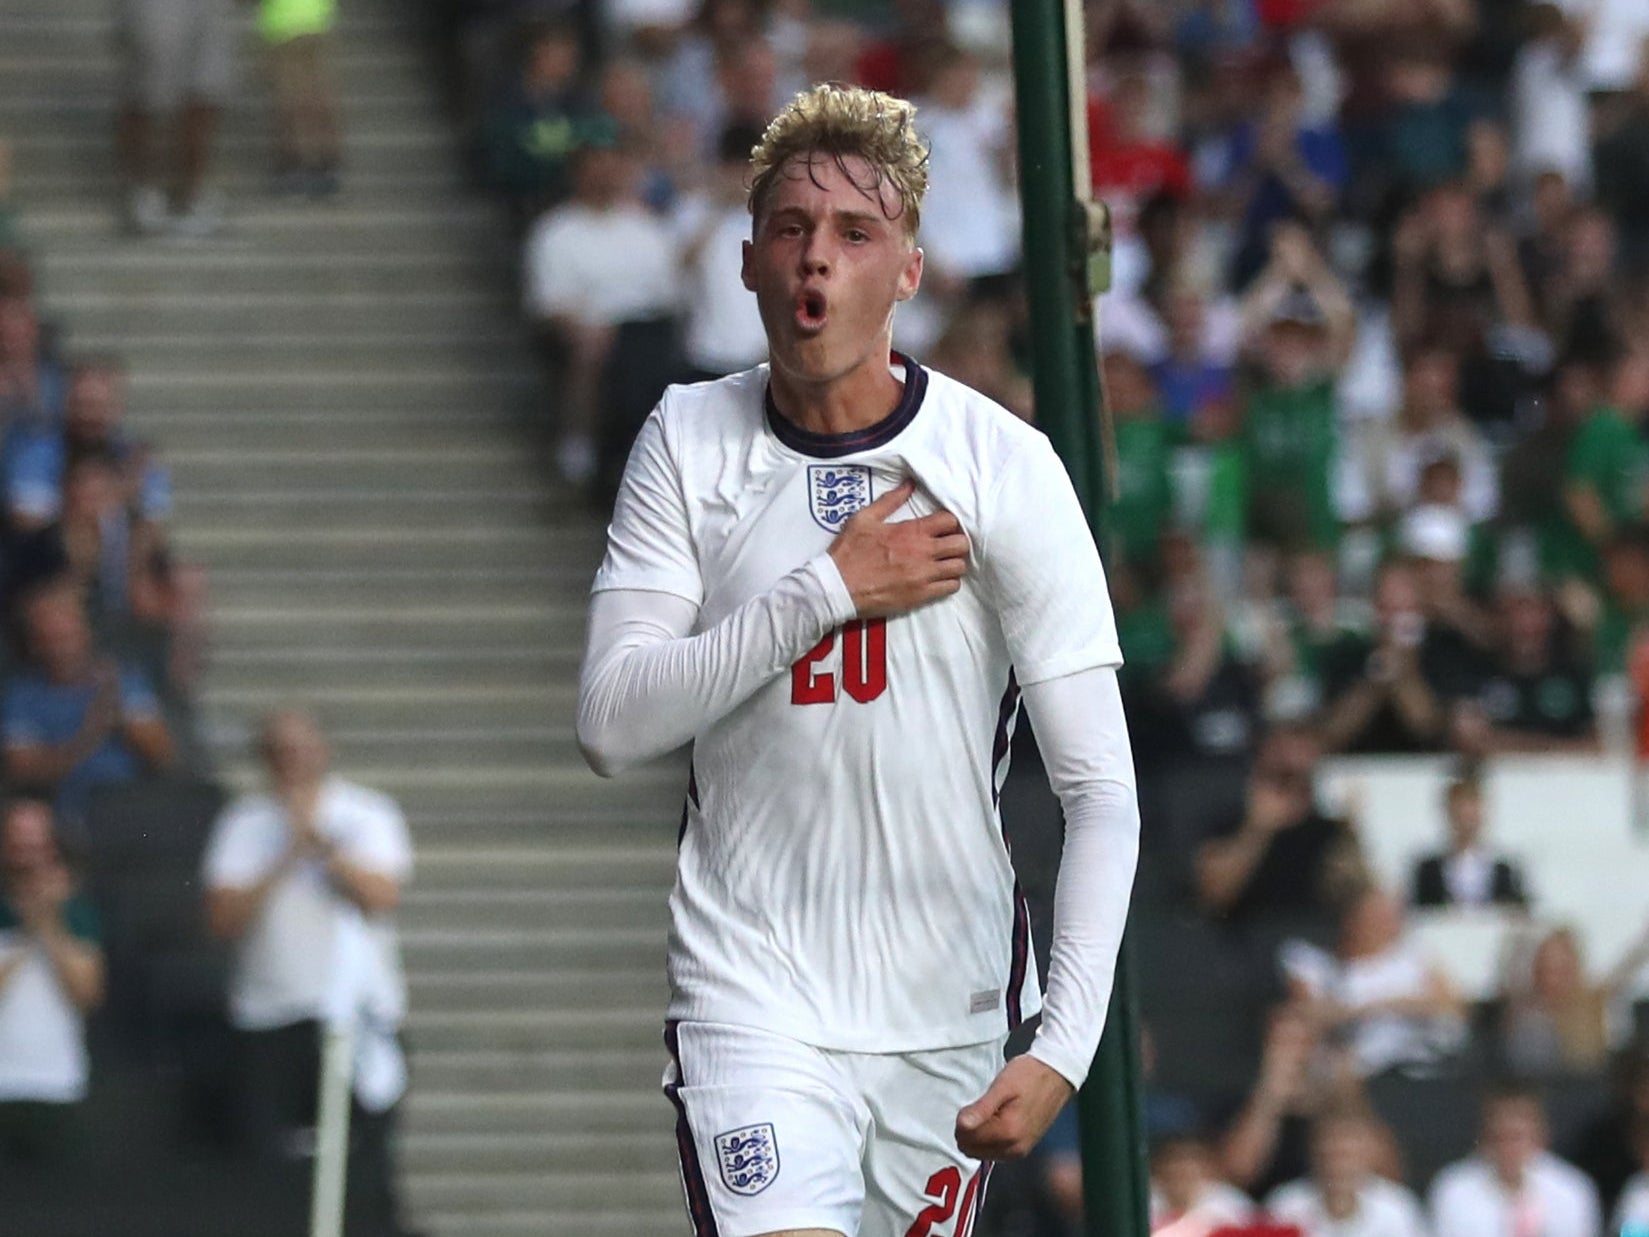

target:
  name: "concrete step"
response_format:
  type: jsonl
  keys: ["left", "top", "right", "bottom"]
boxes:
{"left": 406, "top": 968, "right": 669, "bottom": 1011}
{"left": 411, "top": 1212, "right": 683, "bottom": 1237}
{"left": 401, "top": 1129, "right": 675, "bottom": 1176}
{"left": 413, "top": 845, "right": 675, "bottom": 891}
{"left": 404, "top": 1088, "right": 667, "bottom": 1136}
{"left": 71, "top": 332, "right": 524, "bottom": 371}
{"left": 404, "top": 1007, "right": 667, "bottom": 1054}
{"left": 202, "top": 571, "right": 585, "bottom": 611}
{"left": 402, "top": 887, "right": 667, "bottom": 934}
{"left": 165, "top": 443, "right": 543, "bottom": 486}
{"left": 51, "top": 296, "right": 519, "bottom": 339}
{"left": 126, "top": 368, "right": 539, "bottom": 413}
{"left": 411, "top": 1046, "right": 662, "bottom": 1094}
{"left": 404, "top": 1169, "right": 681, "bottom": 1216}
{"left": 38, "top": 253, "right": 501, "bottom": 299}
{"left": 398, "top": 927, "right": 665, "bottom": 976}
{"left": 206, "top": 602, "right": 588, "bottom": 645}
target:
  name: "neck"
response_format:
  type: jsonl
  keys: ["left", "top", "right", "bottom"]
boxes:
{"left": 1495, "top": 1161, "right": 1527, "bottom": 1191}
{"left": 1321, "top": 1181, "right": 1359, "bottom": 1219}
{"left": 769, "top": 342, "right": 903, "bottom": 437}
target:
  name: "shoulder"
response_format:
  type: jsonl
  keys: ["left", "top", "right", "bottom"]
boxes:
{"left": 330, "top": 779, "right": 405, "bottom": 827}
{"left": 1367, "top": 1176, "right": 1426, "bottom": 1214}
{"left": 1535, "top": 1152, "right": 1599, "bottom": 1201}
{"left": 1263, "top": 1180, "right": 1314, "bottom": 1216}
{"left": 1430, "top": 1157, "right": 1487, "bottom": 1202}
{"left": 652, "top": 367, "right": 768, "bottom": 452}
{"left": 214, "top": 793, "right": 280, "bottom": 835}
{"left": 920, "top": 366, "right": 1048, "bottom": 464}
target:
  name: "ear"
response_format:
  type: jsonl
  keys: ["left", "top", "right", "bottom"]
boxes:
{"left": 894, "top": 245, "right": 923, "bottom": 303}
{"left": 741, "top": 240, "right": 756, "bottom": 293}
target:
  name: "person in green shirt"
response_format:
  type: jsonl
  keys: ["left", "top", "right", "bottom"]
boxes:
{"left": 261, "top": 0, "right": 343, "bottom": 196}
{"left": 1103, "top": 346, "right": 1174, "bottom": 572}
{"left": 1542, "top": 354, "right": 1649, "bottom": 585}
{"left": 1235, "top": 224, "right": 1355, "bottom": 552}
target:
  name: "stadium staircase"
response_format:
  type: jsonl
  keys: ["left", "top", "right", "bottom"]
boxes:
{"left": 4, "top": 2, "right": 687, "bottom": 1233}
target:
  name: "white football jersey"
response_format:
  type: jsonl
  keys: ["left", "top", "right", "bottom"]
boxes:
{"left": 593, "top": 354, "right": 1122, "bottom": 1053}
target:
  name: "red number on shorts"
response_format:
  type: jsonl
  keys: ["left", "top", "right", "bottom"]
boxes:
{"left": 789, "top": 619, "right": 887, "bottom": 705}
{"left": 903, "top": 1166, "right": 962, "bottom": 1237}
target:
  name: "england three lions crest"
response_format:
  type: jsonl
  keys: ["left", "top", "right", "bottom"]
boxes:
{"left": 807, "top": 464, "right": 872, "bottom": 533}
{"left": 714, "top": 1122, "right": 779, "bottom": 1196}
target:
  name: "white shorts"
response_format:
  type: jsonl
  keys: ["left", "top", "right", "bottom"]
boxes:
{"left": 663, "top": 1020, "right": 1003, "bottom": 1237}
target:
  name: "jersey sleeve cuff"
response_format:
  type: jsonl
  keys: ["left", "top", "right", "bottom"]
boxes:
{"left": 805, "top": 553, "right": 858, "bottom": 629}
{"left": 1025, "top": 1036, "right": 1094, "bottom": 1092}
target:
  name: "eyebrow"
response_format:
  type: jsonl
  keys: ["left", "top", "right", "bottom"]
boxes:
{"left": 767, "top": 205, "right": 890, "bottom": 230}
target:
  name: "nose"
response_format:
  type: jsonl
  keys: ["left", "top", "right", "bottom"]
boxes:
{"left": 798, "top": 231, "right": 832, "bottom": 278}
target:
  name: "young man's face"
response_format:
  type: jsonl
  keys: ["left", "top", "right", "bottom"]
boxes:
{"left": 742, "top": 152, "right": 922, "bottom": 390}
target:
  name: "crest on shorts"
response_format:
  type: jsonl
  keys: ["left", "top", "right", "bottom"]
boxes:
{"left": 807, "top": 464, "right": 872, "bottom": 534}
{"left": 714, "top": 1122, "right": 779, "bottom": 1196}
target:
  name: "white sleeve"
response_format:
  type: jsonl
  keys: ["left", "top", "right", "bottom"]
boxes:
{"left": 201, "top": 805, "right": 265, "bottom": 889}
{"left": 592, "top": 407, "right": 703, "bottom": 603}
{"left": 522, "top": 216, "right": 576, "bottom": 321}
{"left": 577, "top": 565, "right": 857, "bottom": 776}
{"left": 979, "top": 436, "right": 1122, "bottom": 685}
{"left": 1019, "top": 665, "right": 1141, "bottom": 1089}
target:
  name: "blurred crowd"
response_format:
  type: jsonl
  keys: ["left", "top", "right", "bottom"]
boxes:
{"left": 428, "top": 0, "right": 1649, "bottom": 1233}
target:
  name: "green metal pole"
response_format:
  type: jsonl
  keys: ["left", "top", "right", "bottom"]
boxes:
{"left": 1009, "top": 5, "right": 1149, "bottom": 1237}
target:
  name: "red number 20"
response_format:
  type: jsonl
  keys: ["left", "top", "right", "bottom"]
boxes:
{"left": 904, "top": 1165, "right": 983, "bottom": 1237}
{"left": 791, "top": 619, "right": 888, "bottom": 705}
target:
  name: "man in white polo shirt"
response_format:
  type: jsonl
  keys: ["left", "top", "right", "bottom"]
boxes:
{"left": 0, "top": 798, "right": 104, "bottom": 1164}
{"left": 1430, "top": 1086, "right": 1601, "bottom": 1237}
{"left": 204, "top": 708, "right": 414, "bottom": 1237}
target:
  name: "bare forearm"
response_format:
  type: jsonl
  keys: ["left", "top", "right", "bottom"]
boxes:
{"left": 1219, "top": 1092, "right": 1287, "bottom": 1188}
{"left": 207, "top": 854, "right": 299, "bottom": 939}
{"left": 325, "top": 856, "right": 400, "bottom": 915}
{"left": 37, "top": 929, "right": 103, "bottom": 1011}
{"left": 1196, "top": 829, "right": 1270, "bottom": 912}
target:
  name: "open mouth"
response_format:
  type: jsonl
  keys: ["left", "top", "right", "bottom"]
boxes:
{"left": 794, "top": 288, "right": 828, "bottom": 333}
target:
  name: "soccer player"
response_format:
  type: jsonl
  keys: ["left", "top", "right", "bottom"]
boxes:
{"left": 577, "top": 84, "right": 1140, "bottom": 1237}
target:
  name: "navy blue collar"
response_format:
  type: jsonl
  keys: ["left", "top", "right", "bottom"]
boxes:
{"left": 765, "top": 353, "right": 927, "bottom": 459}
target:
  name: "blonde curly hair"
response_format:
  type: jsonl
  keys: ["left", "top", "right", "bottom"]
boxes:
{"left": 747, "top": 84, "right": 930, "bottom": 238}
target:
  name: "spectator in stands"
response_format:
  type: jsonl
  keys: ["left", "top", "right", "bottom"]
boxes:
{"left": 1614, "top": 1117, "right": 1649, "bottom": 1235}
{"left": 1259, "top": 550, "right": 1357, "bottom": 721}
{"left": 913, "top": 44, "right": 1020, "bottom": 307}
{"left": 1219, "top": 62, "right": 1349, "bottom": 291}
{"left": 1318, "top": 558, "right": 1454, "bottom": 754}
{"left": 1337, "top": 345, "right": 1498, "bottom": 529}
{"left": 1136, "top": 559, "right": 1267, "bottom": 769}
{"left": 522, "top": 138, "right": 681, "bottom": 487}
{"left": 926, "top": 298, "right": 1033, "bottom": 422}
{"left": 672, "top": 124, "right": 768, "bottom": 380}
{"left": 1389, "top": 183, "right": 1539, "bottom": 434}
{"left": 1236, "top": 223, "right": 1355, "bottom": 552}
{"left": 1542, "top": 352, "right": 1649, "bottom": 589}
{"left": 1574, "top": 1047, "right": 1649, "bottom": 1217}
{"left": 1194, "top": 723, "right": 1362, "bottom": 927}
{"left": 1508, "top": 6, "right": 1590, "bottom": 196}
{"left": 260, "top": 0, "right": 343, "bottom": 197}
{"left": 1429, "top": 1086, "right": 1602, "bottom": 1237}
{"left": 1218, "top": 1002, "right": 1385, "bottom": 1199}
{"left": 1149, "top": 282, "right": 1239, "bottom": 436}
{"left": 1264, "top": 1106, "right": 1429, "bottom": 1237}
{"left": 1150, "top": 1131, "right": 1255, "bottom": 1234}
{"left": 1106, "top": 346, "right": 1175, "bottom": 572}
{"left": 8, "top": 451, "right": 174, "bottom": 642}
{"left": 1411, "top": 773, "right": 1529, "bottom": 910}
{"left": 1452, "top": 586, "right": 1599, "bottom": 755}
{"left": 1542, "top": 208, "right": 1622, "bottom": 366}
{"left": 1595, "top": 50, "right": 1649, "bottom": 275}
{"left": 1, "top": 584, "right": 174, "bottom": 830}
{"left": 1282, "top": 887, "right": 1467, "bottom": 1080}
{"left": 5, "top": 356, "right": 172, "bottom": 533}
{"left": 479, "top": 20, "right": 591, "bottom": 222}
{"left": 116, "top": 0, "right": 237, "bottom": 237}
{"left": 0, "top": 798, "right": 104, "bottom": 1163}
{"left": 203, "top": 709, "right": 415, "bottom": 1237}
{"left": 1499, "top": 920, "right": 1649, "bottom": 1078}
{"left": 0, "top": 294, "right": 64, "bottom": 431}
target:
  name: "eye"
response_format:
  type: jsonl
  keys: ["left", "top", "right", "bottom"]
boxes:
{"left": 845, "top": 228, "right": 869, "bottom": 243}
{"left": 778, "top": 222, "right": 804, "bottom": 238}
